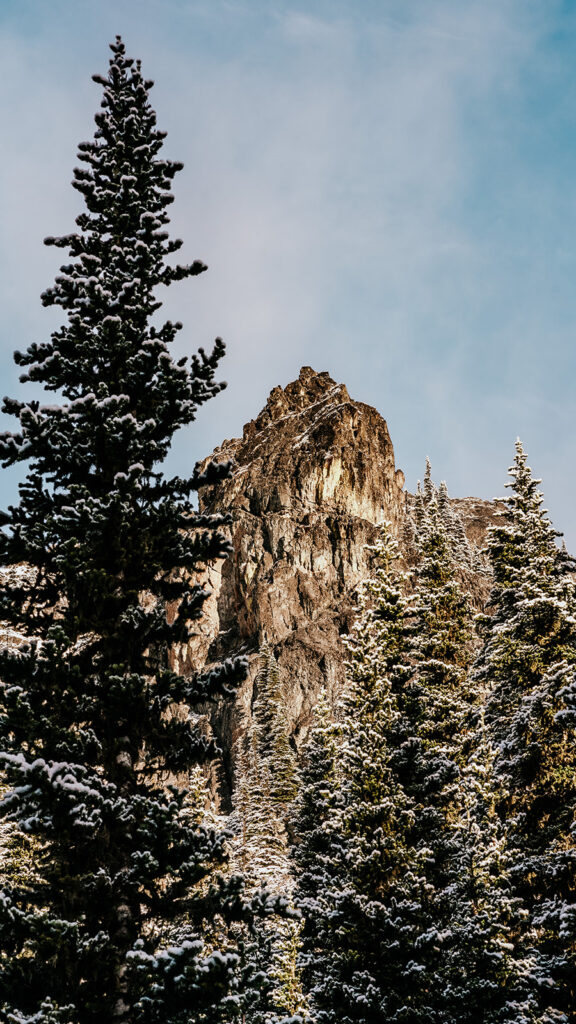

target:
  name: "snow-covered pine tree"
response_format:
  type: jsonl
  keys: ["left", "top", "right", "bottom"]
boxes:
{"left": 252, "top": 643, "right": 299, "bottom": 819}
{"left": 409, "top": 462, "right": 473, "bottom": 572}
{"left": 0, "top": 38, "right": 250, "bottom": 1024}
{"left": 389, "top": 497, "right": 537, "bottom": 1022}
{"left": 423, "top": 456, "right": 436, "bottom": 504}
{"left": 382, "top": 502, "right": 517, "bottom": 1022}
{"left": 442, "top": 722, "right": 542, "bottom": 1024}
{"left": 232, "top": 644, "right": 304, "bottom": 1023}
{"left": 295, "top": 514, "right": 533, "bottom": 1023}
{"left": 436, "top": 479, "right": 473, "bottom": 569}
{"left": 233, "top": 644, "right": 297, "bottom": 890}
{"left": 289, "top": 690, "right": 344, "bottom": 1009}
{"left": 474, "top": 440, "right": 576, "bottom": 1019}
{"left": 293, "top": 528, "right": 426, "bottom": 1024}
{"left": 405, "top": 491, "right": 475, "bottom": 751}
{"left": 412, "top": 481, "right": 427, "bottom": 534}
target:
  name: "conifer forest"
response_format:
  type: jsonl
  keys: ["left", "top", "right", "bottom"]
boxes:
{"left": 0, "top": 38, "right": 575, "bottom": 1024}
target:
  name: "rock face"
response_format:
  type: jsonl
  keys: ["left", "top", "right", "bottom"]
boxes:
{"left": 450, "top": 496, "right": 502, "bottom": 546}
{"left": 173, "top": 366, "right": 498, "bottom": 802}
{"left": 174, "top": 368, "right": 405, "bottom": 794}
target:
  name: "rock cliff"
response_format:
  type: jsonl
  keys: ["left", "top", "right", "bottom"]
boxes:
{"left": 172, "top": 368, "right": 406, "bottom": 792}
{"left": 173, "top": 367, "right": 495, "bottom": 800}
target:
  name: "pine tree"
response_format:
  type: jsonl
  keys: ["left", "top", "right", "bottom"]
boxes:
{"left": 232, "top": 645, "right": 304, "bottom": 1023}
{"left": 409, "top": 464, "right": 473, "bottom": 573}
{"left": 395, "top": 498, "right": 543, "bottom": 1022}
{"left": 423, "top": 456, "right": 436, "bottom": 504}
{"left": 293, "top": 528, "right": 424, "bottom": 1023}
{"left": 474, "top": 440, "right": 576, "bottom": 1019}
{"left": 396, "top": 493, "right": 538, "bottom": 1021}
{"left": 436, "top": 479, "right": 472, "bottom": 569}
{"left": 294, "top": 519, "right": 535, "bottom": 1023}
{"left": 233, "top": 644, "right": 298, "bottom": 888}
{"left": 233, "top": 717, "right": 288, "bottom": 888}
{"left": 440, "top": 724, "right": 542, "bottom": 1024}
{"left": 0, "top": 38, "right": 250, "bottom": 1024}
{"left": 252, "top": 643, "right": 299, "bottom": 818}
{"left": 289, "top": 690, "right": 344, "bottom": 1014}
{"left": 405, "top": 491, "right": 475, "bottom": 755}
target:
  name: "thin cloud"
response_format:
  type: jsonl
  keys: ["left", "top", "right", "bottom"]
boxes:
{"left": 0, "top": 0, "right": 574, "bottom": 546}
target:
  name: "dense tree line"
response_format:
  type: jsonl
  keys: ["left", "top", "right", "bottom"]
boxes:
{"left": 0, "top": 36, "right": 574, "bottom": 1024}
{"left": 290, "top": 451, "right": 576, "bottom": 1023}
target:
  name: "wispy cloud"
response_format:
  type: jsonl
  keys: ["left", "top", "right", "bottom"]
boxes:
{"left": 1, "top": 1, "right": 574, "bottom": 542}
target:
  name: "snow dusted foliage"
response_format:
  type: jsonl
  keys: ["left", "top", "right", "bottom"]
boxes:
{"left": 423, "top": 456, "right": 435, "bottom": 504}
{"left": 292, "top": 528, "right": 422, "bottom": 1023}
{"left": 291, "top": 521, "right": 538, "bottom": 1023}
{"left": 441, "top": 724, "right": 546, "bottom": 1024}
{"left": 474, "top": 440, "right": 576, "bottom": 1019}
{"left": 406, "top": 462, "right": 476, "bottom": 576}
{"left": 290, "top": 690, "right": 341, "bottom": 927}
{"left": 436, "top": 480, "right": 474, "bottom": 570}
{"left": 252, "top": 644, "right": 299, "bottom": 820}
{"left": 232, "top": 645, "right": 306, "bottom": 1023}
{"left": 0, "top": 38, "right": 249, "bottom": 1023}
{"left": 391, "top": 510, "right": 534, "bottom": 1022}
{"left": 407, "top": 491, "right": 476, "bottom": 740}
{"left": 233, "top": 645, "right": 298, "bottom": 889}
{"left": 289, "top": 690, "right": 344, "bottom": 1013}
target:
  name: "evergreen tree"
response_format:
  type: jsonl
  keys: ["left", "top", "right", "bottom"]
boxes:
{"left": 383, "top": 507, "right": 524, "bottom": 1023}
{"left": 289, "top": 692, "right": 342, "bottom": 1006}
{"left": 439, "top": 724, "right": 543, "bottom": 1024}
{"left": 436, "top": 479, "right": 473, "bottom": 569}
{"left": 252, "top": 643, "right": 299, "bottom": 818}
{"left": 410, "top": 462, "right": 493, "bottom": 625}
{"left": 409, "top": 464, "right": 473, "bottom": 573}
{"left": 413, "top": 483, "right": 425, "bottom": 530}
{"left": 294, "top": 520, "right": 534, "bottom": 1023}
{"left": 232, "top": 645, "right": 304, "bottom": 1023}
{"left": 474, "top": 440, "right": 576, "bottom": 1019}
{"left": 394, "top": 500, "right": 539, "bottom": 1022}
{"left": 405, "top": 492, "right": 475, "bottom": 759}
{"left": 233, "top": 644, "right": 298, "bottom": 886}
{"left": 0, "top": 38, "right": 250, "bottom": 1023}
{"left": 233, "top": 717, "right": 288, "bottom": 888}
{"left": 423, "top": 456, "right": 436, "bottom": 504}
{"left": 293, "top": 529, "right": 422, "bottom": 1023}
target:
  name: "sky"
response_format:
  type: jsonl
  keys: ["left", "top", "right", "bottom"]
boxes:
{"left": 1, "top": 0, "right": 576, "bottom": 544}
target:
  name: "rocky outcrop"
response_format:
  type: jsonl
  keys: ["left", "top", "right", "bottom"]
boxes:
{"left": 450, "top": 496, "right": 502, "bottom": 546}
{"left": 173, "top": 368, "right": 405, "bottom": 791}
{"left": 171, "top": 367, "right": 500, "bottom": 801}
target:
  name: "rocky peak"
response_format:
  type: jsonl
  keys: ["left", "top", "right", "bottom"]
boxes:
{"left": 202, "top": 366, "right": 405, "bottom": 527}
{"left": 248, "top": 366, "right": 349, "bottom": 435}
{"left": 173, "top": 368, "right": 500, "bottom": 804}
{"left": 173, "top": 368, "right": 406, "bottom": 799}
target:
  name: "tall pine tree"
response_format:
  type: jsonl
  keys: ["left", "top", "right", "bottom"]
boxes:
{"left": 232, "top": 644, "right": 304, "bottom": 1023}
{"left": 0, "top": 38, "right": 249, "bottom": 1024}
{"left": 292, "top": 528, "right": 421, "bottom": 1023}
{"left": 474, "top": 440, "right": 576, "bottom": 1020}
{"left": 293, "top": 515, "right": 535, "bottom": 1023}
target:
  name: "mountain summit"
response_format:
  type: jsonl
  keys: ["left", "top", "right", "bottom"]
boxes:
{"left": 174, "top": 368, "right": 406, "bottom": 789}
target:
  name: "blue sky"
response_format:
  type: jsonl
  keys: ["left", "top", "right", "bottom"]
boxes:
{"left": 1, "top": 0, "right": 576, "bottom": 544}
